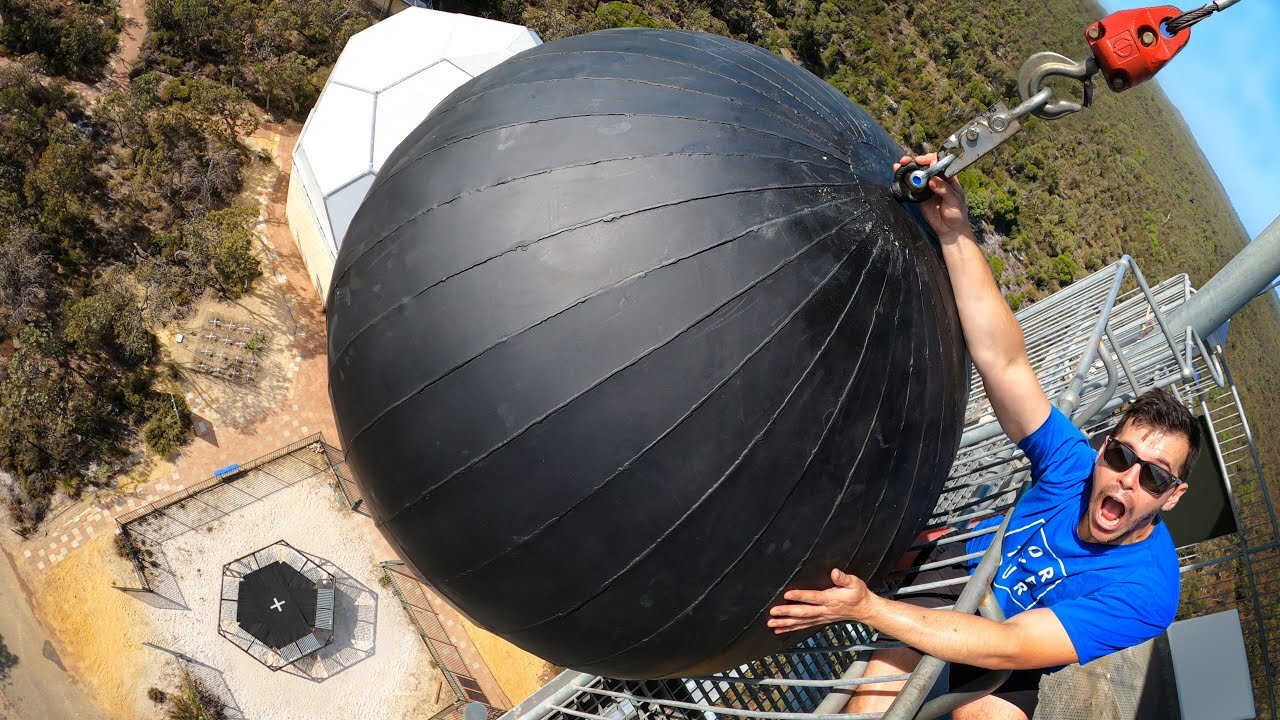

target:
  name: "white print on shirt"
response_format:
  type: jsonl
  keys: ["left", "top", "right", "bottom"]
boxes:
{"left": 991, "top": 518, "right": 1068, "bottom": 611}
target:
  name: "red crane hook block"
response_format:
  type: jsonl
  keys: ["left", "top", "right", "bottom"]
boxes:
{"left": 1086, "top": 6, "right": 1192, "bottom": 92}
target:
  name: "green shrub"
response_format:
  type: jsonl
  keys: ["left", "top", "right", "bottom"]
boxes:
{"left": 992, "top": 188, "right": 1018, "bottom": 228}
{"left": 0, "top": 1, "right": 118, "bottom": 82}
{"left": 62, "top": 293, "right": 116, "bottom": 355}
{"left": 986, "top": 254, "right": 1005, "bottom": 278}
{"left": 114, "top": 528, "right": 142, "bottom": 564}
{"left": 593, "top": 2, "right": 662, "bottom": 29}
{"left": 61, "top": 269, "right": 155, "bottom": 365}
{"left": 183, "top": 207, "right": 262, "bottom": 299}
{"left": 1049, "top": 253, "right": 1079, "bottom": 286}
{"left": 966, "top": 187, "right": 991, "bottom": 220}
{"left": 141, "top": 394, "right": 192, "bottom": 457}
{"left": 958, "top": 170, "right": 991, "bottom": 220}
{"left": 211, "top": 230, "right": 261, "bottom": 298}
{"left": 167, "top": 671, "right": 227, "bottom": 720}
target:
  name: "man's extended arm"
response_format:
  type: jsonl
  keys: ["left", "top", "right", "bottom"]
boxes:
{"left": 902, "top": 155, "right": 1050, "bottom": 443}
{"left": 768, "top": 570, "right": 1078, "bottom": 670}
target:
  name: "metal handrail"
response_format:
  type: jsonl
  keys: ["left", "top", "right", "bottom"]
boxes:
{"left": 1054, "top": 257, "right": 1130, "bottom": 415}
{"left": 879, "top": 512, "right": 1015, "bottom": 720}
{"left": 913, "top": 595, "right": 1010, "bottom": 720}
{"left": 380, "top": 561, "right": 471, "bottom": 704}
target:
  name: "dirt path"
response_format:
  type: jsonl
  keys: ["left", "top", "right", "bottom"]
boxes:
{"left": 0, "top": 536, "right": 105, "bottom": 719}
{"left": 106, "top": 0, "right": 147, "bottom": 89}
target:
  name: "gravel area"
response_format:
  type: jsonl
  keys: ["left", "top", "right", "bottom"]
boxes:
{"left": 131, "top": 473, "right": 443, "bottom": 719}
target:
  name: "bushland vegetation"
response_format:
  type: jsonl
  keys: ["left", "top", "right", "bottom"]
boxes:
{"left": 0, "top": 55, "right": 261, "bottom": 532}
{"left": 4, "top": 0, "right": 1279, "bottom": 560}
{"left": 142, "top": 0, "right": 373, "bottom": 117}
{"left": 0, "top": 0, "right": 121, "bottom": 82}
{"left": 0, "top": 0, "right": 381, "bottom": 531}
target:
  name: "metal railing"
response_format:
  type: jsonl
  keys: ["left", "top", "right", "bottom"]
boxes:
{"left": 117, "top": 433, "right": 331, "bottom": 526}
{"left": 1172, "top": 348, "right": 1279, "bottom": 716}
{"left": 498, "top": 254, "right": 1278, "bottom": 720}
{"left": 321, "top": 441, "right": 365, "bottom": 512}
{"left": 381, "top": 561, "right": 505, "bottom": 720}
{"left": 114, "top": 433, "right": 346, "bottom": 593}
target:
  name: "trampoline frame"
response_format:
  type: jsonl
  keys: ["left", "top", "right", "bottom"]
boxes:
{"left": 218, "top": 540, "right": 338, "bottom": 671}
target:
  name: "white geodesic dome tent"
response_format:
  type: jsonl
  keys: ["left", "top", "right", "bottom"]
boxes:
{"left": 287, "top": 8, "right": 541, "bottom": 302}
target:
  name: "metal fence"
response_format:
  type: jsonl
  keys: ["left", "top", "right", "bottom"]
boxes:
{"left": 321, "top": 442, "right": 365, "bottom": 513}
{"left": 495, "top": 256, "right": 1280, "bottom": 720}
{"left": 115, "top": 433, "right": 348, "bottom": 592}
{"left": 1172, "top": 351, "right": 1280, "bottom": 716}
{"left": 117, "top": 433, "right": 329, "bottom": 526}
{"left": 381, "top": 561, "right": 505, "bottom": 720}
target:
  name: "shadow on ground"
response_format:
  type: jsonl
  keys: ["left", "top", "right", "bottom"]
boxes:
{"left": 176, "top": 286, "right": 297, "bottom": 432}
{"left": 0, "top": 633, "right": 18, "bottom": 680}
{"left": 284, "top": 555, "right": 378, "bottom": 683}
{"left": 125, "top": 450, "right": 332, "bottom": 545}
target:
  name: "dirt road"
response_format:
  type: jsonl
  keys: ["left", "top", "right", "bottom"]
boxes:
{"left": 107, "top": 0, "right": 147, "bottom": 88}
{"left": 0, "top": 537, "right": 104, "bottom": 720}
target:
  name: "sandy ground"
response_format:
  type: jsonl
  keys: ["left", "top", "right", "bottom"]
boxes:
{"left": 457, "top": 620, "right": 559, "bottom": 705}
{"left": 164, "top": 285, "right": 295, "bottom": 434}
{"left": 21, "top": 469, "right": 447, "bottom": 719}
{"left": 162, "top": 142, "right": 301, "bottom": 436}
{"left": 121, "top": 472, "right": 443, "bottom": 720}
{"left": 28, "top": 533, "right": 154, "bottom": 718}
{"left": 108, "top": 0, "right": 146, "bottom": 87}
{"left": 2, "top": 112, "right": 553, "bottom": 720}
{"left": 0, "top": 536, "right": 104, "bottom": 719}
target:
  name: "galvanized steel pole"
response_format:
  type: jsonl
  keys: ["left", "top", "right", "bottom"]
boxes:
{"left": 1168, "top": 215, "right": 1280, "bottom": 339}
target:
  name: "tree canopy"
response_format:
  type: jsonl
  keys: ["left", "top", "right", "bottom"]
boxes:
{"left": 0, "top": 54, "right": 259, "bottom": 531}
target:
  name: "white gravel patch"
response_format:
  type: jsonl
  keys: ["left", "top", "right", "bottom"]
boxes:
{"left": 131, "top": 473, "right": 443, "bottom": 719}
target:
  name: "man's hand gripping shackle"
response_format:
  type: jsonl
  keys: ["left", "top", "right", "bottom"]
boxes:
{"left": 891, "top": 0, "right": 1242, "bottom": 204}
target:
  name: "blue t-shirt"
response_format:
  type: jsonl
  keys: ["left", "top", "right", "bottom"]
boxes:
{"left": 964, "top": 407, "right": 1181, "bottom": 665}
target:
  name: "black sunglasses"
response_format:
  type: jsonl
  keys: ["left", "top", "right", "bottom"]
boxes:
{"left": 1101, "top": 437, "right": 1183, "bottom": 496}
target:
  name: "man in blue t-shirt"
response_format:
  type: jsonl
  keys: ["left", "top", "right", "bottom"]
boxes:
{"left": 767, "top": 154, "right": 1201, "bottom": 719}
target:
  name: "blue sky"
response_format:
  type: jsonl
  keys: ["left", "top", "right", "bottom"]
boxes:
{"left": 1099, "top": 0, "right": 1279, "bottom": 240}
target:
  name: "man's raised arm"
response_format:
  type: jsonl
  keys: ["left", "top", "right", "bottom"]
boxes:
{"left": 899, "top": 154, "right": 1050, "bottom": 443}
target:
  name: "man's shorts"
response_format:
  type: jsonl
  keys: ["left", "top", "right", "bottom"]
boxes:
{"left": 894, "top": 536, "right": 1047, "bottom": 695}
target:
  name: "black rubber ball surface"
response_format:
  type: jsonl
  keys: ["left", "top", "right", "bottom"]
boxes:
{"left": 328, "top": 28, "right": 967, "bottom": 679}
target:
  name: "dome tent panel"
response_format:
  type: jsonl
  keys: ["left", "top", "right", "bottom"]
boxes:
{"left": 287, "top": 7, "right": 542, "bottom": 302}
{"left": 303, "top": 84, "right": 375, "bottom": 195}
{"left": 372, "top": 61, "right": 474, "bottom": 167}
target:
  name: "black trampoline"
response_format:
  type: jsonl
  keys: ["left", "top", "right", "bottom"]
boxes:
{"left": 219, "top": 541, "right": 336, "bottom": 670}
{"left": 237, "top": 561, "right": 317, "bottom": 648}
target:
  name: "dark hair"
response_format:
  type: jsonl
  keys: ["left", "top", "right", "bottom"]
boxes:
{"left": 1113, "top": 389, "right": 1201, "bottom": 479}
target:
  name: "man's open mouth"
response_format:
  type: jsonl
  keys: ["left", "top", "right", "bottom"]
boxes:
{"left": 1096, "top": 494, "right": 1127, "bottom": 532}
